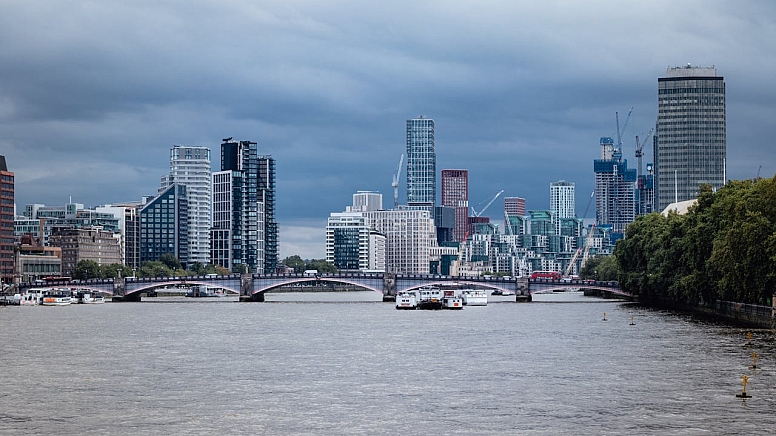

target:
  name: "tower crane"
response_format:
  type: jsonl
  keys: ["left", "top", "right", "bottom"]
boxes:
{"left": 615, "top": 107, "right": 633, "bottom": 153}
{"left": 391, "top": 154, "right": 404, "bottom": 209}
{"left": 563, "top": 191, "right": 595, "bottom": 279}
{"left": 470, "top": 190, "right": 504, "bottom": 217}
{"left": 635, "top": 128, "right": 653, "bottom": 178}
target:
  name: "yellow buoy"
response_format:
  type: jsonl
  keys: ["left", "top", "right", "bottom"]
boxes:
{"left": 602, "top": 312, "right": 607, "bottom": 321}
{"left": 630, "top": 315, "right": 635, "bottom": 326}
{"left": 736, "top": 374, "right": 752, "bottom": 398}
{"left": 751, "top": 352, "right": 759, "bottom": 369}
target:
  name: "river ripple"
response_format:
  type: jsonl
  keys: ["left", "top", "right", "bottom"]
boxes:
{"left": 1, "top": 292, "right": 774, "bottom": 435}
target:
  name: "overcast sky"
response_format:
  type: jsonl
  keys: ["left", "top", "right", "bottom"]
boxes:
{"left": 1, "top": 1, "right": 775, "bottom": 259}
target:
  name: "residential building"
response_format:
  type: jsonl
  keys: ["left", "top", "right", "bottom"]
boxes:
{"left": 48, "top": 226, "right": 121, "bottom": 277}
{"left": 0, "top": 156, "right": 12, "bottom": 285}
{"left": 406, "top": 116, "right": 435, "bottom": 211}
{"left": 364, "top": 208, "right": 435, "bottom": 274}
{"left": 441, "top": 169, "right": 468, "bottom": 242}
{"left": 139, "top": 183, "right": 189, "bottom": 266}
{"left": 326, "top": 212, "right": 371, "bottom": 271}
{"left": 504, "top": 196, "right": 526, "bottom": 217}
{"left": 211, "top": 139, "right": 275, "bottom": 273}
{"left": 654, "top": 65, "right": 726, "bottom": 211}
{"left": 594, "top": 137, "right": 637, "bottom": 234}
{"left": 162, "top": 146, "right": 212, "bottom": 267}
{"left": 351, "top": 191, "right": 382, "bottom": 212}
{"left": 550, "top": 180, "right": 575, "bottom": 237}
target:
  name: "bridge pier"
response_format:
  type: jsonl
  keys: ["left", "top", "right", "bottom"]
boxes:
{"left": 382, "top": 273, "right": 396, "bottom": 302}
{"left": 240, "top": 292, "right": 265, "bottom": 302}
{"left": 515, "top": 277, "right": 531, "bottom": 302}
{"left": 112, "top": 293, "right": 141, "bottom": 302}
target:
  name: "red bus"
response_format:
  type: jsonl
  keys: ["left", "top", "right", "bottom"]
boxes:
{"left": 530, "top": 271, "right": 561, "bottom": 280}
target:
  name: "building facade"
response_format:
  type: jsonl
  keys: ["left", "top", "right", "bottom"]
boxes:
{"left": 351, "top": 191, "right": 382, "bottom": 212}
{"left": 594, "top": 137, "right": 636, "bottom": 234}
{"left": 654, "top": 65, "right": 726, "bottom": 211}
{"left": 139, "top": 183, "right": 189, "bottom": 266}
{"left": 162, "top": 146, "right": 212, "bottom": 267}
{"left": 0, "top": 156, "right": 13, "bottom": 285}
{"left": 441, "top": 169, "right": 468, "bottom": 242}
{"left": 406, "top": 116, "right": 435, "bottom": 211}
{"left": 48, "top": 226, "right": 121, "bottom": 277}
{"left": 326, "top": 212, "right": 371, "bottom": 271}
{"left": 211, "top": 139, "right": 275, "bottom": 273}
{"left": 364, "top": 208, "right": 435, "bottom": 274}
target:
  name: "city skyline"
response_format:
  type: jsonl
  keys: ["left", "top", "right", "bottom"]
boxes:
{"left": 2, "top": 1, "right": 775, "bottom": 259}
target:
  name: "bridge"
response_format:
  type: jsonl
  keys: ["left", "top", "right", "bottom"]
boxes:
{"left": 16, "top": 273, "right": 629, "bottom": 302}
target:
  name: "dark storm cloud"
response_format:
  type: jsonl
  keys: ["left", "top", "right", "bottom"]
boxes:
{"left": 1, "top": 0, "right": 775, "bottom": 257}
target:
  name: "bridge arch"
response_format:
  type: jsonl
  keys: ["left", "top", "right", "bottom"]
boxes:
{"left": 252, "top": 277, "right": 383, "bottom": 294}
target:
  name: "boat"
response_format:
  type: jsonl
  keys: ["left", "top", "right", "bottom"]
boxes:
{"left": 417, "top": 287, "right": 443, "bottom": 310}
{"left": 441, "top": 290, "right": 463, "bottom": 310}
{"left": 42, "top": 292, "right": 73, "bottom": 306}
{"left": 77, "top": 291, "right": 105, "bottom": 304}
{"left": 461, "top": 289, "right": 488, "bottom": 306}
{"left": 395, "top": 290, "right": 418, "bottom": 310}
{"left": 19, "top": 288, "right": 49, "bottom": 306}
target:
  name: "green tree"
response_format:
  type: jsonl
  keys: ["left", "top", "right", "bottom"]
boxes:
{"left": 73, "top": 260, "right": 102, "bottom": 280}
{"left": 232, "top": 263, "right": 249, "bottom": 274}
{"left": 159, "top": 253, "right": 182, "bottom": 271}
{"left": 282, "top": 255, "right": 306, "bottom": 273}
{"left": 305, "top": 259, "right": 337, "bottom": 273}
{"left": 138, "top": 261, "right": 173, "bottom": 278}
{"left": 99, "top": 263, "right": 133, "bottom": 278}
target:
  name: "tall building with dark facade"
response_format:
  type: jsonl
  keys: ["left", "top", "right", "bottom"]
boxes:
{"left": 406, "top": 117, "right": 435, "bottom": 211}
{"left": 139, "top": 183, "right": 189, "bottom": 266}
{"left": 0, "top": 156, "right": 13, "bottom": 285}
{"left": 654, "top": 65, "right": 726, "bottom": 211}
{"left": 594, "top": 137, "right": 636, "bottom": 235}
{"left": 441, "top": 169, "right": 468, "bottom": 242}
{"left": 211, "top": 139, "right": 276, "bottom": 273}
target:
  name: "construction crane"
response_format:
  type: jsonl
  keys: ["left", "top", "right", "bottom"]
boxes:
{"left": 391, "top": 154, "right": 404, "bottom": 209}
{"left": 563, "top": 191, "right": 595, "bottom": 278}
{"left": 635, "top": 128, "right": 653, "bottom": 178}
{"left": 615, "top": 107, "right": 633, "bottom": 153}
{"left": 470, "top": 190, "right": 504, "bottom": 218}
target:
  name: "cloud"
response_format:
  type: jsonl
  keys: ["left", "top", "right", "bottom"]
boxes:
{"left": 0, "top": 0, "right": 774, "bottom": 258}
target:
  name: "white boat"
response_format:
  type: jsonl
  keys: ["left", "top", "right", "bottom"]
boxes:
{"left": 78, "top": 291, "right": 105, "bottom": 304}
{"left": 442, "top": 290, "right": 463, "bottom": 310}
{"left": 18, "top": 288, "right": 49, "bottom": 306}
{"left": 417, "top": 287, "right": 443, "bottom": 310}
{"left": 42, "top": 293, "right": 72, "bottom": 306}
{"left": 461, "top": 289, "right": 488, "bottom": 306}
{"left": 395, "top": 290, "right": 418, "bottom": 310}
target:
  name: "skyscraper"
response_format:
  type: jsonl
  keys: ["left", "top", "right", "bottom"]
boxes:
{"left": 654, "top": 65, "right": 726, "bottom": 211}
{"left": 441, "top": 169, "right": 468, "bottom": 242}
{"left": 594, "top": 137, "right": 636, "bottom": 234}
{"left": 406, "top": 116, "right": 435, "bottom": 211}
{"left": 550, "top": 181, "right": 575, "bottom": 219}
{"left": 163, "top": 145, "right": 211, "bottom": 267}
{"left": 0, "top": 156, "right": 13, "bottom": 285}
{"left": 211, "top": 139, "right": 276, "bottom": 274}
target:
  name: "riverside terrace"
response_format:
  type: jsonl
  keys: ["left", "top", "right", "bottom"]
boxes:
{"left": 14, "top": 273, "right": 629, "bottom": 302}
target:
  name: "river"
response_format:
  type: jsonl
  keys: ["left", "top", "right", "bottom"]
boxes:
{"left": 1, "top": 291, "right": 774, "bottom": 435}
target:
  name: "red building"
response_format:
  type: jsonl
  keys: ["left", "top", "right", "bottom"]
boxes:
{"left": 441, "top": 169, "right": 468, "bottom": 242}
{"left": 0, "top": 156, "right": 14, "bottom": 286}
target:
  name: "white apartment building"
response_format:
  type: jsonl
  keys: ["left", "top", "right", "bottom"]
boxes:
{"left": 162, "top": 145, "right": 212, "bottom": 266}
{"left": 363, "top": 208, "right": 435, "bottom": 274}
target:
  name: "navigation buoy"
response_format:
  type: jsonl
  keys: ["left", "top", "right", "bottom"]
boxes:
{"left": 746, "top": 331, "right": 753, "bottom": 347}
{"left": 630, "top": 315, "right": 635, "bottom": 326}
{"left": 602, "top": 312, "right": 607, "bottom": 321}
{"left": 751, "top": 352, "right": 759, "bottom": 370}
{"left": 736, "top": 374, "right": 752, "bottom": 398}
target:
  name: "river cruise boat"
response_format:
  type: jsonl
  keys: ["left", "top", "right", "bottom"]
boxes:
{"left": 18, "top": 288, "right": 50, "bottom": 306}
{"left": 77, "top": 291, "right": 105, "bottom": 304}
{"left": 461, "top": 289, "right": 488, "bottom": 306}
{"left": 395, "top": 290, "right": 418, "bottom": 310}
{"left": 42, "top": 292, "right": 73, "bottom": 306}
{"left": 417, "top": 287, "right": 443, "bottom": 310}
{"left": 441, "top": 290, "right": 463, "bottom": 310}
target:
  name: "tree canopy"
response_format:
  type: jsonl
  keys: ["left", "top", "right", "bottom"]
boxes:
{"left": 614, "top": 177, "right": 776, "bottom": 306}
